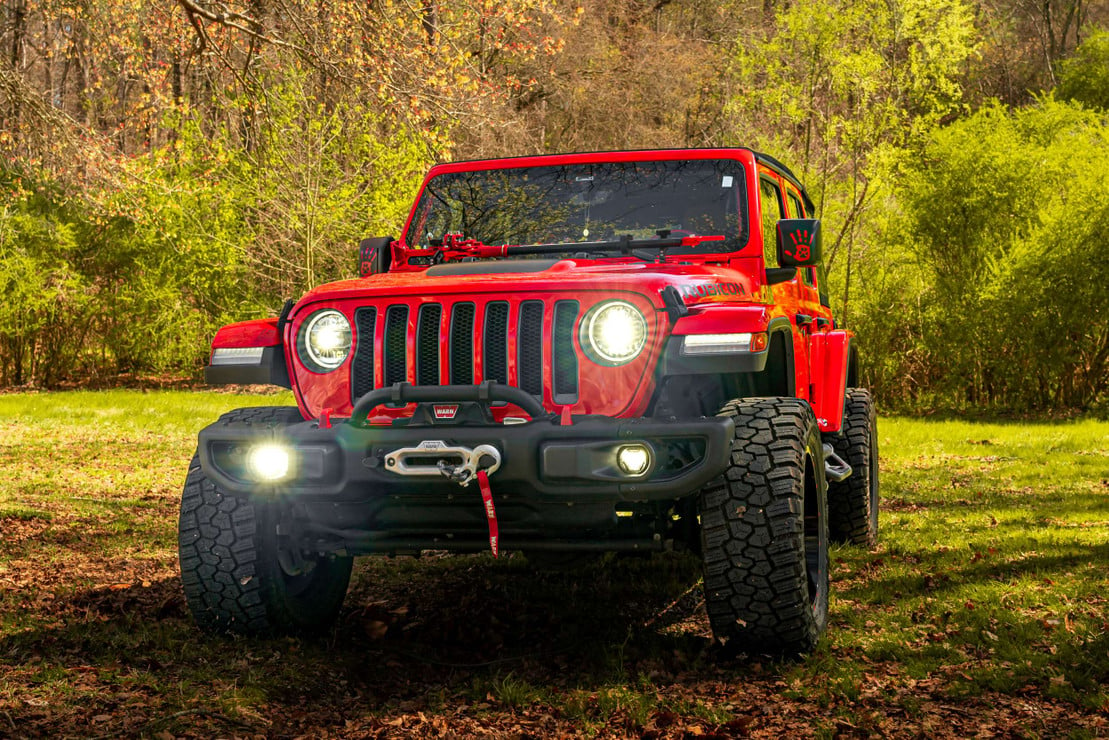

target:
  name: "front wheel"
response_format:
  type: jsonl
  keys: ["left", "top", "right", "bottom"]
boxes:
{"left": 699, "top": 397, "right": 829, "bottom": 655}
{"left": 178, "top": 407, "right": 353, "bottom": 635}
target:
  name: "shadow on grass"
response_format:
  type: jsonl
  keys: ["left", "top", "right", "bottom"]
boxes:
{"left": 0, "top": 552, "right": 736, "bottom": 736}
{"left": 840, "top": 540, "right": 1109, "bottom": 603}
{"left": 0, "top": 518, "right": 168, "bottom": 563}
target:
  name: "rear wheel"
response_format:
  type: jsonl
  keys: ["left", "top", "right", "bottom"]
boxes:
{"left": 827, "top": 388, "right": 879, "bottom": 546}
{"left": 698, "top": 398, "right": 829, "bottom": 654}
{"left": 178, "top": 407, "right": 353, "bottom": 635}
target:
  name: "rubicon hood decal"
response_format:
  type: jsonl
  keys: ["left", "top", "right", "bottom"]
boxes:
{"left": 680, "top": 281, "right": 748, "bottom": 300}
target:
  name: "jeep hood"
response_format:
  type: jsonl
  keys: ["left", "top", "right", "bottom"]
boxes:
{"left": 293, "top": 257, "right": 766, "bottom": 313}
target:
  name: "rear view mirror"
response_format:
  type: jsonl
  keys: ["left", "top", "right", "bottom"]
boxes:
{"left": 359, "top": 237, "right": 394, "bottom": 277}
{"left": 776, "top": 219, "right": 822, "bottom": 267}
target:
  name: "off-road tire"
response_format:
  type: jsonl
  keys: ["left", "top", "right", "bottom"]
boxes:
{"left": 178, "top": 406, "right": 354, "bottom": 635}
{"left": 699, "top": 398, "right": 829, "bottom": 654}
{"left": 827, "top": 388, "right": 879, "bottom": 546}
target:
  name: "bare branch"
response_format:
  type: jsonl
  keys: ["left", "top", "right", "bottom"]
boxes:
{"left": 174, "top": 0, "right": 307, "bottom": 54}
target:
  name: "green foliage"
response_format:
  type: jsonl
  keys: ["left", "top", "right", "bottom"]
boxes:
{"left": 0, "top": 142, "right": 256, "bottom": 384}
{"left": 1056, "top": 30, "right": 1109, "bottom": 110}
{"left": 240, "top": 72, "right": 431, "bottom": 296}
{"left": 0, "top": 173, "right": 92, "bottom": 386}
{"left": 855, "top": 99, "right": 1109, "bottom": 410}
{"left": 0, "top": 75, "right": 432, "bottom": 386}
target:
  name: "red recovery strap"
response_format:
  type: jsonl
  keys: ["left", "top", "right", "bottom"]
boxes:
{"left": 477, "top": 470, "right": 499, "bottom": 558}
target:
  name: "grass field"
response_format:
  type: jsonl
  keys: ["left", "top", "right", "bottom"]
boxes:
{"left": 0, "top": 391, "right": 1107, "bottom": 738}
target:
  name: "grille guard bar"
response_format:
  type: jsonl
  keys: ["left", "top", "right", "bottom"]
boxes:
{"left": 350, "top": 381, "right": 551, "bottom": 426}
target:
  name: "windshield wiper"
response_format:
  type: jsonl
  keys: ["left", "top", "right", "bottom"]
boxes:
{"left": 502, "top": 232, "right": 726, "bottom": 260}
{"left": 396, "top": 232, "right": 725, "bottom": 268}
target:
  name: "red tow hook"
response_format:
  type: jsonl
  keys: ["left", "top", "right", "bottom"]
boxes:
{"left": 317, "top": 408, "right": 333, "bottom": 429}
{"left": 477, "top": 470, "right": 499, "bottom": 558}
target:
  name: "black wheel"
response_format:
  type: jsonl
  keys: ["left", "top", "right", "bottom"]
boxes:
{"left": 827, "top": 388, "right": 879, "bottom": 546}
{"left": 699, "top": 397, "right": 829, "bottom": 654}
{"left": 178, "top": 406, "right": 354, "bottom": 635}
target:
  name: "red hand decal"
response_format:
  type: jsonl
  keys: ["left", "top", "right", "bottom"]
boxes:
{"left": 788, "top": 231, "right": 811, "bottom": 261}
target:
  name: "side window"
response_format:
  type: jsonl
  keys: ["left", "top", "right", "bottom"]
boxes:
{"left": 817, "top": 264, "right": 831, "bottom": 307}
{"left": 787, "top": 192, "right": 805, "bottom": 218}
{"left": 759, "top": 177, "right": 783, "bottom": 267}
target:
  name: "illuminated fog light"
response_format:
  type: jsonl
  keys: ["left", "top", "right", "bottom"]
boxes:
{"left": 681, "top": 332, "right": 768, "bottom": 355}
{"left": 247, "top": 444, "right": 291, "bottom": 481}
{"left": 299, "top": 309, "right": 352, "bottom": 372}
{"left": 582, "top": 301, "right": 648, "bottom": 365}
{"left": 616, "top": 444, "right": 651, "bottom": 477}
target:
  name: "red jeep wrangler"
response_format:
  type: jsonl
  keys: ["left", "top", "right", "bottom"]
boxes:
{"left": 180, "top": 149, "right": 879, "bottom": 654}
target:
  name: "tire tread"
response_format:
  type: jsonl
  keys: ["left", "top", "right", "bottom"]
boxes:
{"left": 699, "top": 397, "right": 827, "bottom": 654}
{"left": 178, "top": 406, "right": 351, "bottom": 635}
{"left": 827, "top": 388, "right": 878, "bottom": 546}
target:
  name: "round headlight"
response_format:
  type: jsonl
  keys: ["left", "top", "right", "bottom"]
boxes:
{"left": 299, "top": 309, "right": 351, "bottom": 372}
{"left": 581, "top": 300, "right": 648, "bottom": 365}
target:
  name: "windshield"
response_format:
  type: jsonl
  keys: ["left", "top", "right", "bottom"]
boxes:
{"left": 404, "top": 159, "right": 748, "bottom": 255}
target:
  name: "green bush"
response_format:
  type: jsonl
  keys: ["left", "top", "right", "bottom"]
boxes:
{"left": 854, "top": 99, "right": 1109, "bottom": 411}
{"left": 0, "top": 79, "right": 431, "bottom": 387}
{"left": 1057, "top": 30, "right": 1109, "bottom": 111}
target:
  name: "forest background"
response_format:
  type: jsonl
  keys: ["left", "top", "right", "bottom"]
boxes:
{"left": 2, "top": 0, "right": 1108, "bottom": 413}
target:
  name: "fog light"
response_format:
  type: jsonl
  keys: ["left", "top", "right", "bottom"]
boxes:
{"left": 247, "top": 444, "right": 291, "bottom": 481}
{"left": 616, "top": 444, "right": 651, "bottom": 477}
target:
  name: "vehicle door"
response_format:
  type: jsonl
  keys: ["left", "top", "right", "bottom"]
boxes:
{"left": 758, "top": 170, "right": 811, "bottom": 402}
{"left": 784, "top": 188, "right": 831, "bottom": 322}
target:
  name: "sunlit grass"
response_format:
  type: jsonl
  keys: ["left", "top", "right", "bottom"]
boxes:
{"left": 0, "top": 390, "right": 293, "bottom": 521}
{"left": 812, "top": 416, "right": 1109, "bottom": 711}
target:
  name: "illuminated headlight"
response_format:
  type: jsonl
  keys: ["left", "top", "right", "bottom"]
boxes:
{"left": 298, "top": 309, "right": 351, "bottom": 372}
{"left": 247, "top": 444, "right": 291, "bottom": 481}
{"left": 681, "top": 332, "right": 769, "bottom": 355}
{"left": 581, "top": 300, "right": 648, "bottom": 365}
{"left": 616, "top": 444, "right": 652, "bottom": 477}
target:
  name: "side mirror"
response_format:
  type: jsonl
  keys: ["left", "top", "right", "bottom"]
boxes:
{"left": 359, "top": 236, "right": 394, "bottom": 277}
{"left": 775, "top": 219, "right": 822, "bottom": 267}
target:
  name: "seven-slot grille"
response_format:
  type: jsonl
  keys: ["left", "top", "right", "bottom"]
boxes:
{"left": 350, "top": 299, "right": 581, "bottom": 406}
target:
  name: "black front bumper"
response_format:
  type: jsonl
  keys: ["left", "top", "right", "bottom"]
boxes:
{"left": 196, "top": 382, "right": 733, "bottom": 553}
{"left": 198, "top": 408, "right": 733, "bottom": 504}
